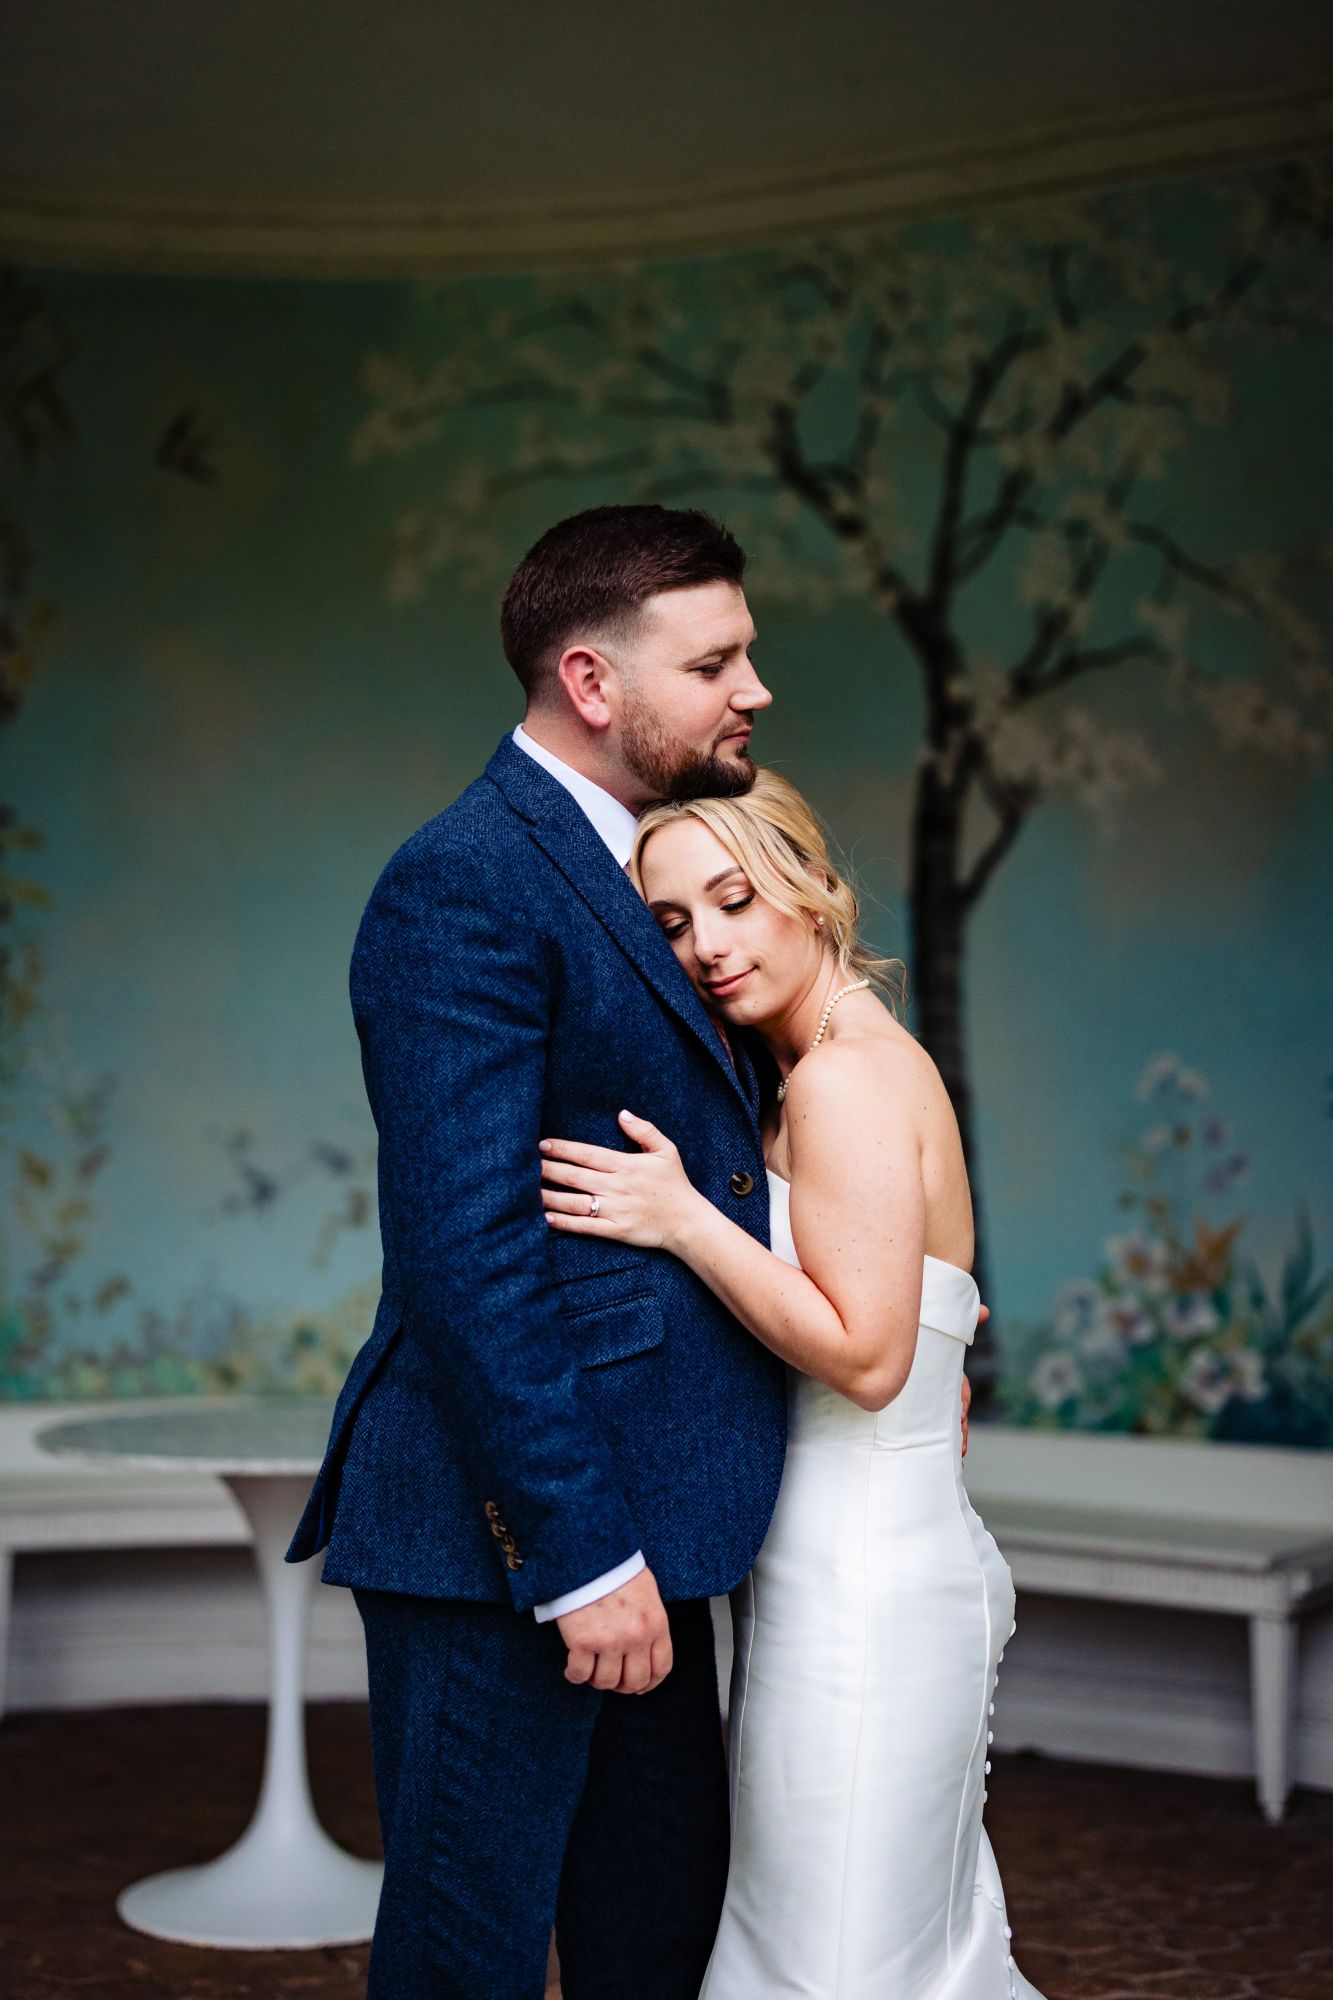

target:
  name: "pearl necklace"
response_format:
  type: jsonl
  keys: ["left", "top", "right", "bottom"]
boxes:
{"left": 775, "top": 977, "right": 871, "bottom": 1102}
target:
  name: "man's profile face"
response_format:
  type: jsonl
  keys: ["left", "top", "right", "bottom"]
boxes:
{"left": 612, "top": 582, "right": 771, "bottom": 803}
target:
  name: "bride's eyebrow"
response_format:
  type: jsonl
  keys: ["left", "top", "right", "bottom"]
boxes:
{"left": 648, "top": 866, "right": 747, "bottom": 912}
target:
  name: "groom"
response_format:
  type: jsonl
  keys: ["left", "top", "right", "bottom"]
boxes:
{"left": 289, "top": 505, "right": 792, "bottom": 1998}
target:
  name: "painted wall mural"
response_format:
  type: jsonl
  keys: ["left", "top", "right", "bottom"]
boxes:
{"left": 2, "top": 154, "right": 1331, "bottom": 1440}
{"left": 998, "top": 1052, "right": 1332, "bottom": 1442}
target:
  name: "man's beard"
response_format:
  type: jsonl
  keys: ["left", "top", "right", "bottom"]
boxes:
{"left": 621, "top": 696, "right": 756, "bottom": 803}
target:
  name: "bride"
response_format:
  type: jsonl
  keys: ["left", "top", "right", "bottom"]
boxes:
{"left": 539, "top": 768, "right": 1043, "bottom": 2000}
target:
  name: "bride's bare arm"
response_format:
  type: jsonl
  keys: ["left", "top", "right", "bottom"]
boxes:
{"left": 540, "top": 1046, "right": 927, "bottom": 1411}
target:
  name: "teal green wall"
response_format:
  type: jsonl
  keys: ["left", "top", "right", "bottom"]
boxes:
{"left": 3, "top": 160, "right": 1331, "bottom": 1438}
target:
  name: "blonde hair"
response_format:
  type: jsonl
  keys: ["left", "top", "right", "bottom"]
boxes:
{"left": 630, "top": 768, "right": 907, "bottom": 1016}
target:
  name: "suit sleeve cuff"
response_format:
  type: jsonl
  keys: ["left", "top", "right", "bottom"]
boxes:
{"left": 532, "top": 1550, "right": 646, "bottom": 1623}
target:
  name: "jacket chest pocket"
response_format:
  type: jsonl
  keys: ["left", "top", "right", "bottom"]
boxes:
{"left": 558, "top": 1269, "right": 666, "bottom": 1369}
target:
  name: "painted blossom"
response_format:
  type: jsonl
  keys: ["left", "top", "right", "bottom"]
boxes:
{"left": 1104, "top": 1231, "right": 1172, "bottom": 1297}
{"left": 1136, "top": 1053, "right": 1181, "bottom": 1101}
{"left": 1228, "top": 1349, "right": 1268, "bottom": 1402}
{"left": 1133, "top": 1052, "right": 1213, "bottom": 1106}
{"left": 1032, "top": 1352, "right": 1086, "bottom": 1409}
{"left": 1097, "top": 1294, "right": 1157, "bottom": 1350}
{"left": 1204, "top": 1152, "right": 1251, "bottom": 1196}
{"left": 1052, "top": 1280, "right": 1100, "bottom": 1343}
{"left": 1180, "top": 1345, "right": 1268, "bottom": 1415}
{"left": 1180, "top": 1347, "right": 1235, "bottom": 1415}
{"left": 1160, "top": 1294, "right": 1222, "bottom": 1342}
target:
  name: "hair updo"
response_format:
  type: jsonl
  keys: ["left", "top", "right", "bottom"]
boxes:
{"left": 630, "top": 767, "right": 907, "bottom": 1016}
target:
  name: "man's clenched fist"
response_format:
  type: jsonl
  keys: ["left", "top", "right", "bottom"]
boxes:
{"left": 557, "top": 1566, "right": 673, "bottom": 1694}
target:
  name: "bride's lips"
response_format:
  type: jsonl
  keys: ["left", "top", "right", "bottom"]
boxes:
{"left": 704, "top": 967, "right": 754, "bottom": 999}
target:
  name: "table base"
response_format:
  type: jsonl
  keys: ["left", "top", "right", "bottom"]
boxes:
{"left": 117, "top": 1817, "right": 383, "bottom": 1949}
{"left": 117, "top": 1470, "right": 383, "bottom": 1949}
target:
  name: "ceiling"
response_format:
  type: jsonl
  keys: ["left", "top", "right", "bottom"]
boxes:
{"left": 2, "top": 0, "right": 1331, "bottom": 275}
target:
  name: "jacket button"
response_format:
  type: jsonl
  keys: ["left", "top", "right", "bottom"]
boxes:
{"left": 484, "top": 1500, "right": 500, "bottom": 1521}
{"left": 729, "top": 1170, "right": 755, "bottom": 1197}
{"left": 506, "top": 1553, "right": 524, "bottom": 1570}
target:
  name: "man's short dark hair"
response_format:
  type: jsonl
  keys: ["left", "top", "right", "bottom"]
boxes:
{"left": 500, "top": 504, "right": 746, "bottom": 700}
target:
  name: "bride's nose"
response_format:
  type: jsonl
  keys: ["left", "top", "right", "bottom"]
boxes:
{"left": 690, "top": 910, "right": 730, "bottom": 965}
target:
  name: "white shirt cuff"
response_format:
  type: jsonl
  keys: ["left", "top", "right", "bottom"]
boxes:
{"left": 533, "top": 1550, "right": 647, "bottom": 1623}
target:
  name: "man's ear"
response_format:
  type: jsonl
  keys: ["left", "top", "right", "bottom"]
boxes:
{"left": 556, "top": 644, "right": 615, "bottom": 731}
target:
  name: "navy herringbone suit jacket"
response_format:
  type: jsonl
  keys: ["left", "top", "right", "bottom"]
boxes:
{"left": 287, "top": 734, "right": 788, "bottom": 1610}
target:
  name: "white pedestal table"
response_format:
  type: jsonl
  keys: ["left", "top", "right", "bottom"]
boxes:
{"left": 37, "top": 1397, "right": 383, "bottom": 1948}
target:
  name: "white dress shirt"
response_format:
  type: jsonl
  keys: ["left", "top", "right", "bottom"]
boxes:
{"left": 512, "top": 722, "right": 639, "bottom": 866}
{"left": 511, "top": 723, "right": 648, "bottom": 1622}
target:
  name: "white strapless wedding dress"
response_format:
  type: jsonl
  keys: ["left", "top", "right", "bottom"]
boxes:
{"left": 699, "top": 1170, "right": 1044, "bottom": 2000}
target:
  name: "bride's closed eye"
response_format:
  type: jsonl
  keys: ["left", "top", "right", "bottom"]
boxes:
{"left": 660, "top": 893, "right": 753, "bottom": 940}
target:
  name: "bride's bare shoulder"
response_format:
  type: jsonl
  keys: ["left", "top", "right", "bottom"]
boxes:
{"left": 784, "top": 1008, "right": 945, "bottom": 1136}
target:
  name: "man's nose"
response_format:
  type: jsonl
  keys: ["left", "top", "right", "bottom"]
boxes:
{"left": 733, "top": 666, "right": 773, "bottom": 712}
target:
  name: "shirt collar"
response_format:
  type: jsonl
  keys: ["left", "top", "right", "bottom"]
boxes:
{"left": 512, "top": 724, "right": 639, "bottom": 868}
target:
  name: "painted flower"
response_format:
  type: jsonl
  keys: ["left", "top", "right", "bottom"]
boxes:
{"left": 1180, "top": 1347, "right": 1233, "bottom": 1415}
{"left": 1136, "top": 1053, "right": 1181, "bottom": 1101}
{"left": 1051, "top": 1280, "right": 1153, "bottom": 1361}
{"left": 1076, "top": 1319, "right": 1127, "bottom": 1365}
{"left": 1141, "top": 1124, "right": 1174, "bottom": 1154}
{"left": 1134, "top": 1052, "right": 1210, "bottom": 1104}
{"left": 1104, "top": 1231, "right": 1172, "bottom": 1296}
{"left": 1052, "top": 1281, "right": 1100, "bottom": 1343}
{"left": 1160, "top": 1293, "right": 1222, "bottom": 1342}
{"left": 1230, "top": 1349, "right": 1267, "bottom": 1402}
{"left": 1032, "top": 1351, "right": 1086, "bottom": 1409}
{"left": 1204, "top": 1152, "right": 1250, "bottom": 1196}
{"left": 1181, "top": 1344, "right": 1267, "bottom": 1414}
{"left": 1098, "top": 1294, "right": 1156, "bottom": 1349}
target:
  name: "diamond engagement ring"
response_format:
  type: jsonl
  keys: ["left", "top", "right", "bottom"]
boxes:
{"left": 589, "top": 1194, "right": 600, "bottom": 1218}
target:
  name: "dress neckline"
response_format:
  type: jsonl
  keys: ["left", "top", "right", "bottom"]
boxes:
{"left": 763, "top": 1165, "right": 977, "bottom": 1291}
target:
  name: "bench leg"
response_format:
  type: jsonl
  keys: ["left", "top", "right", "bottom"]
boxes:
{"left": 0, "top": 1545, "right": 12, "bottom": 1722}
{"left": 1249, "top": 1611, "right": 1297, "bottom": 1824}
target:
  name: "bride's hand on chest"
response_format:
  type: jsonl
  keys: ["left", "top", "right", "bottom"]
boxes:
{"left": 539, "top": 1109, "right": 704, "bottom": 1252}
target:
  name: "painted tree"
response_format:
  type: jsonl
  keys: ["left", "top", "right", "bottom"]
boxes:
{"left": 351, "top": 160, "right": 1333, "bottom": 1386}
{"left": 0, "top": 265, "right": 74, "bottom": 1086}
{"left": 0, "top": 267, "right": 91, "bottom": 1379}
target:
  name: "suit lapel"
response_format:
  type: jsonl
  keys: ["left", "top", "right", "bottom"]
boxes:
{"left": 486, "top": 736, "right": 759, "bottom": 1131}
{"left": 733, "top": 1030, "right": 762, "bottom": 1116}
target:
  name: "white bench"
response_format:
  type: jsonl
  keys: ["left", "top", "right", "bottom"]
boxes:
{"left": 963, "top": 1427, "right": 1333, "bottom": 1822}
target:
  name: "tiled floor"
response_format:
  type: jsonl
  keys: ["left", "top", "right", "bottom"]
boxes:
{"left": 2, "top": 1702, "right": 1329, "bottom": 1999}
{"left": 982, "top": 1755, "right": 1332, "bottom": 2000}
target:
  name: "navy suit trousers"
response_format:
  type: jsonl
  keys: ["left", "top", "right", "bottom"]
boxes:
{"left": 354, "top": 1589, "right": 730, "bottom": 2000}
